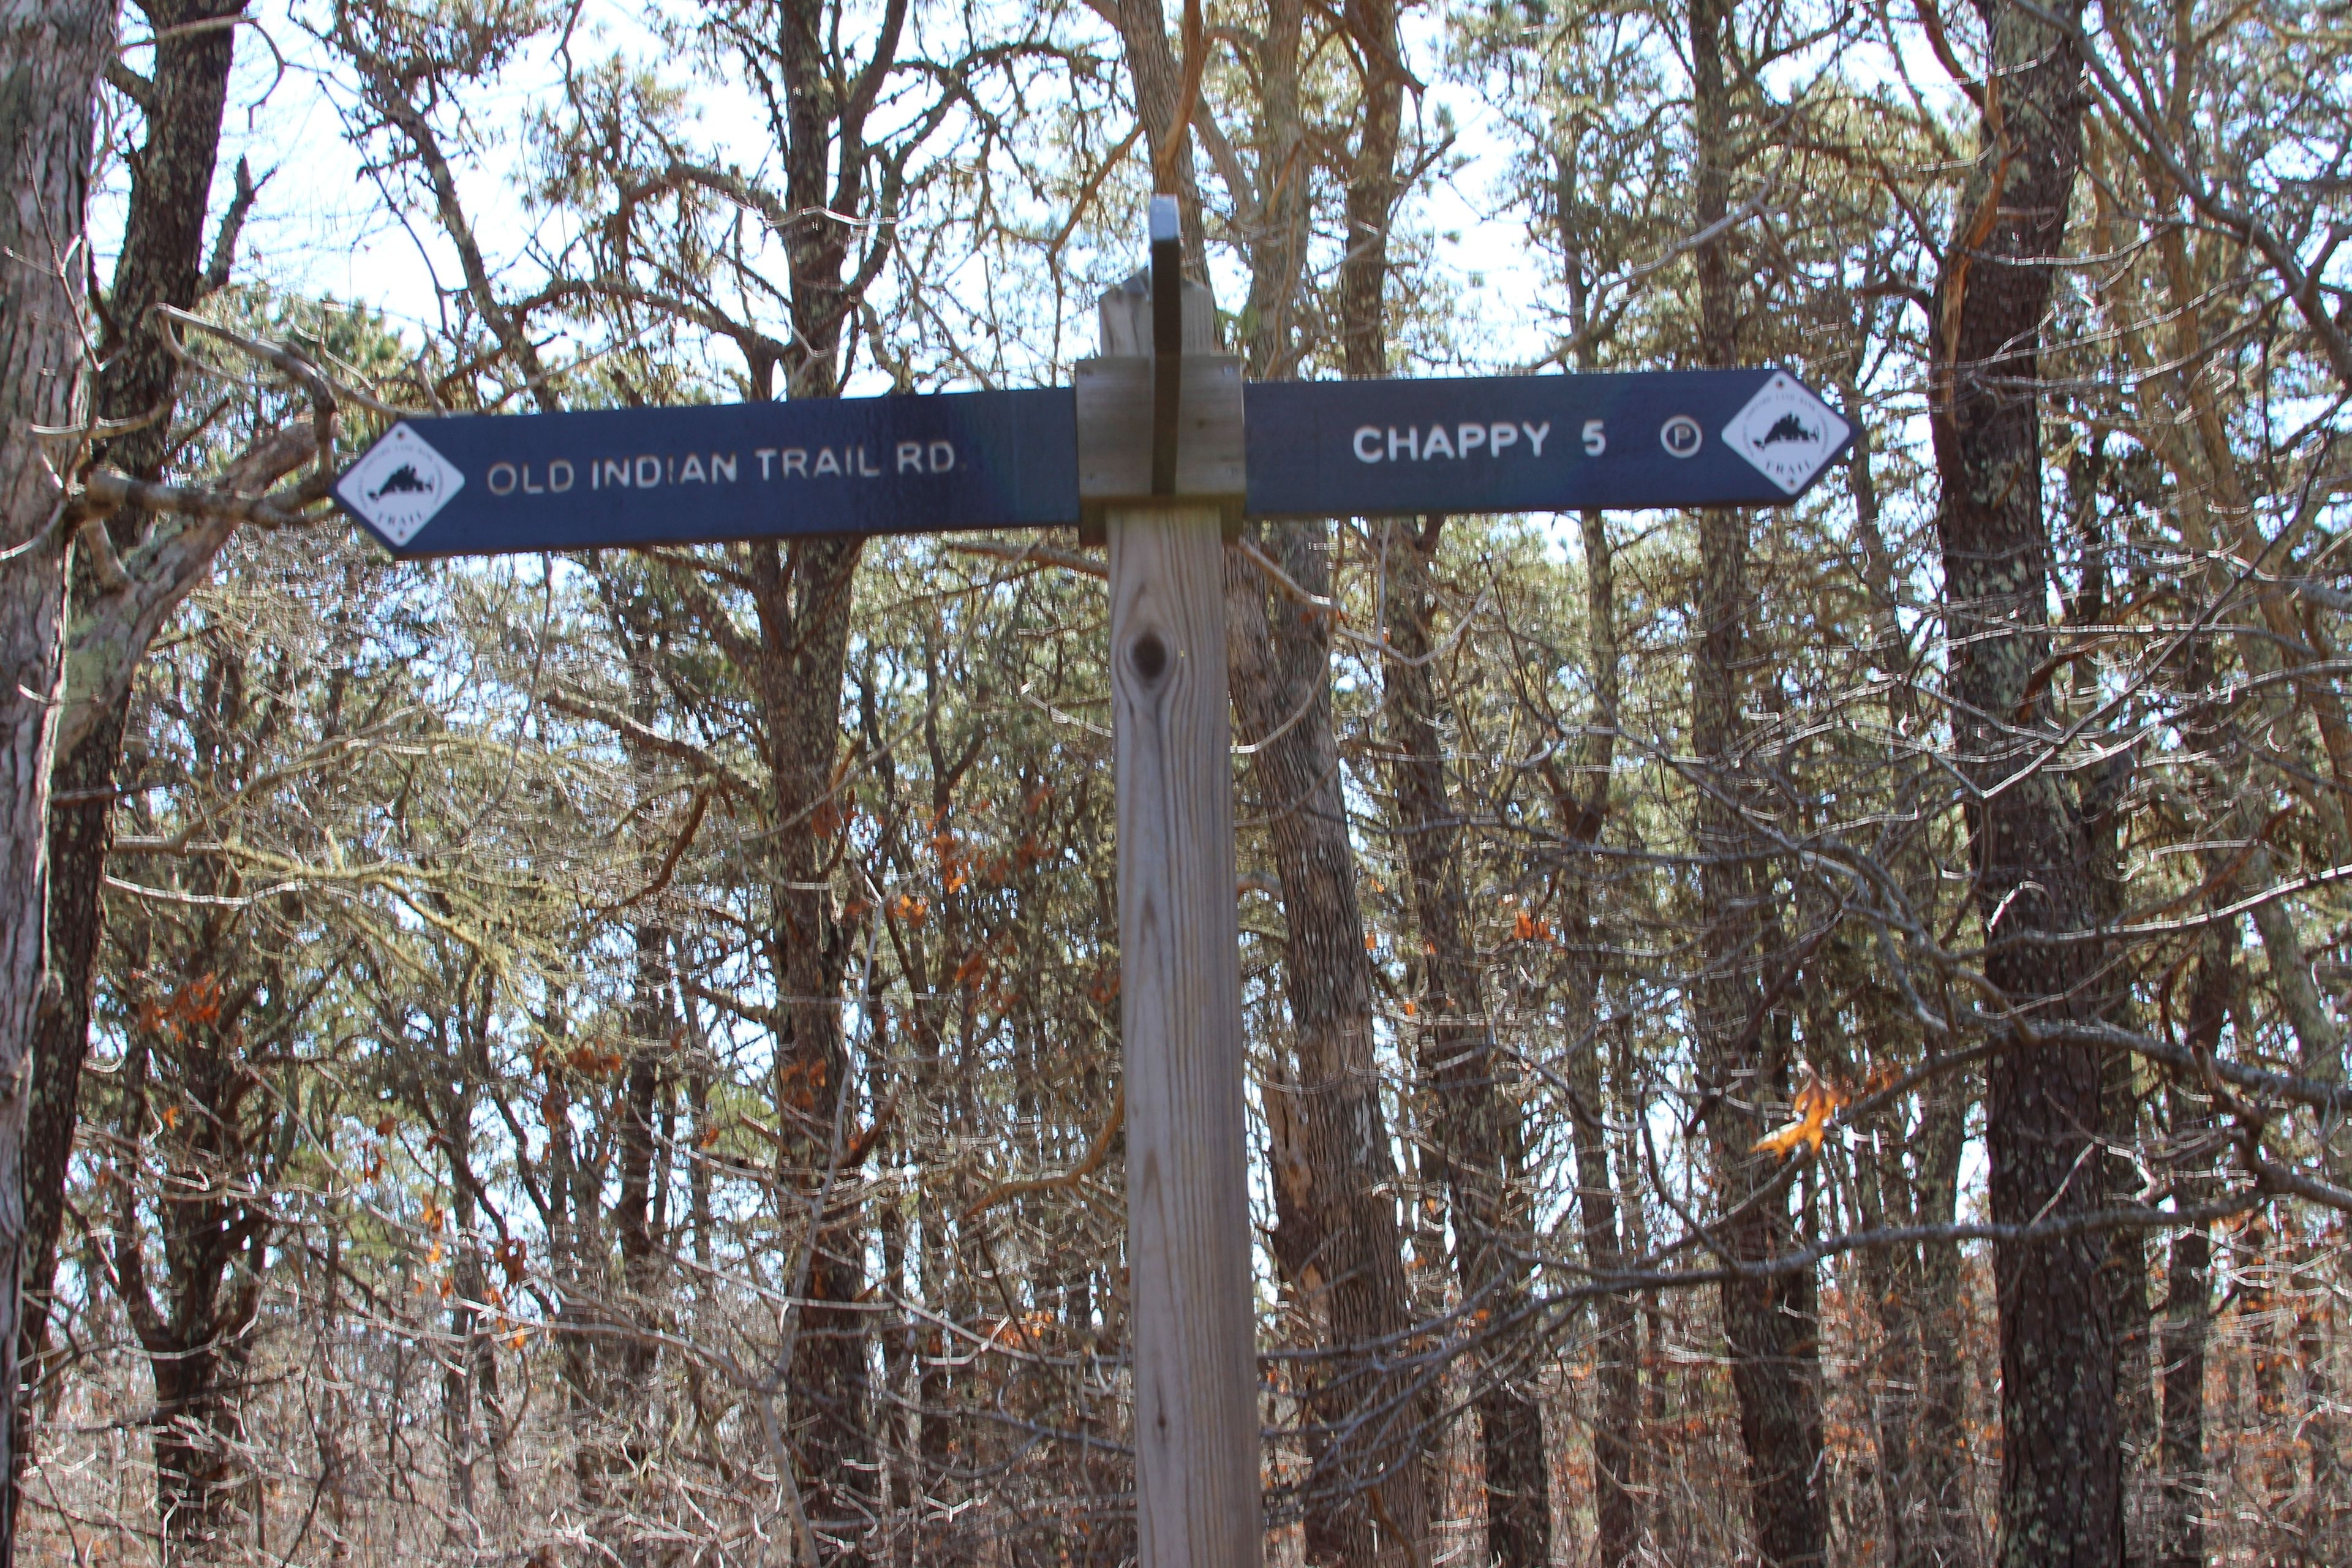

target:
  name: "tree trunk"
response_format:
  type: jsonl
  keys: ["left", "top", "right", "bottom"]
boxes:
{"left": 755, "top": 533, "right": 872, "bottom": 1562}
{"left": 1928, "top": 1, "right": 2115, "bottom": 1561}
{"left": 1552, "top": 505, "right": 1634, "bottom": 1567}
{"left": 17, "top": 5, "right": 247, "bottom": 1521}
{"left": 1228, "top": 523, "right": 1428, "bottom": 1567}
{"left": 1844, "top": 334, "right": 1975, "bottom": 1568}
{"left": 0, "top": 4, "right": 113, "bottom": 1557}
{"left": 1686, "top": 0, "right": 1828, "bottom": 1558}
{"left": 2154, "top": 943, "right": 2225, "bottom": 1568}
{"left": 1378, "top": 516, "right": 1552, "bottom": 1568}
{"left": 1690, "top": 483, "right": 1828, "bottom": 1568}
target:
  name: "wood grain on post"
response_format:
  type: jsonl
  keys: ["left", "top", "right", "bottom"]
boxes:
{"left": 1107, "top": 502, "right": 1261, "bottom": 1568}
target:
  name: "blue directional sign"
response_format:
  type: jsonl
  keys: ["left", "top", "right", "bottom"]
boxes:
{"left": 334, "top": 369, "right": 1850, "bottom": 557}
{"left": 334, "top": 389, "right": 1079, "bottom": 557}
{"left": 1240, "top": 369, "right": 1851, "bottom": 518}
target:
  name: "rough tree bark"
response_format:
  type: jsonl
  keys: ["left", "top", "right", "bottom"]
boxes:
{"left": 1928, "top": 0, "right": 2116, "bottom": 1561}
{"left": 0, "top": 3, "right": 114, "bottom": 1558}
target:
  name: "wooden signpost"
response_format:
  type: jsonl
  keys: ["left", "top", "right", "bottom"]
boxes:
{"left": 333, "top": 199, "right": 1853, "bottom": 1568}
{"left": 1088, "top": 205, "right": 1257, "bottom": 1568}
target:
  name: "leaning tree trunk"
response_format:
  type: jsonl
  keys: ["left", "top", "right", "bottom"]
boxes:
{"left": 0, "top": 4, "right": 113, "bottom": 1559}
{"left": 1227, "top": 525, "right": 1430, "bottom": 1567}
{"left": 1378, "top": 517, "right": 1553, "bottom": 1568}
{"left": 1928, "top": 1, "right": 2116, "bottom": 1561}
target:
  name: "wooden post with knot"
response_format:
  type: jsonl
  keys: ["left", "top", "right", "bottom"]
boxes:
{"left": 1076, "top": 195, "right": 1258, "bottom": 1568}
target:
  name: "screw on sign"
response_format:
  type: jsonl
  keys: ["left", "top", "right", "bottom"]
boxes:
{"left": 328, "top": 203, "right": 1858, "bottom": 1568}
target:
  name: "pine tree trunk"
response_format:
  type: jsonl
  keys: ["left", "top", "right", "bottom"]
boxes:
{"left": 1228, "top": 522, "right": 1428, "bottom": 1567}
{"left": 754, "top": 533, "right": 872, "bottom": 1562}
{"left": 1687, "top": 0, "right": 1828, "bottom": 1557}
{"left": 1927, "top": 2, "right": 2114, "bottom": 1561}
{"left": 2154, "top": 989, "right": 2218, "bottom": 1568}
{"left": 1558, "top": 508, "right": 1636, "bottom": 1568}
{"left": 16, "top": 2, "right": 246, "bottom": 1517}
{"left": 0, "top": 5, "right": 113, "bottom": 1558}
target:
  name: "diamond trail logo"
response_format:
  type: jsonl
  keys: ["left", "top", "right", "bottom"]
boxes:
{"left": 337, "top": 423, "right": 466, "bottom": 547}
{"left": 1721, "top": 372, "right": 1851, "bottom": 496}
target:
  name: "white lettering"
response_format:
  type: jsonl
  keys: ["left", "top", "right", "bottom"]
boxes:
{"left": 712, "top": 453, "right": 737, "bottom": 482}
{"left": 1424, "top": 425, "right": 1456, "bottom": 460}
{"left": 1582, "top": 419, "right": 1605, "bottom": 456}
{"left": 1355, "top": 426, "right": 1383, "bottom": 462}
{"left": 815, "top": 448, "right": 842, "bottom": 477}
{"left": 1490, "top": 423, "right": 1518, "bottom": 454}
{"left": 488, "top": 462, "right": 518, "bottom": 496}
{"left": 600, "top": 458, "right": 631, "bottom": 489}
{"left": 783, "top": 449, "right": 809, "bottom": 477}
{"left": 858, "top": 445, "right": 881, "bottom": 477}
{"left": 635, "top": 455, "right": 662, "bottom": 488}
{"left": 1457, "top": 423, "right": 1486, "bottom": 456}
{"left": 929, "top": 441, "right": 955, "bottom": 472}
{"left": 755, "top": 448, "right": 777, "bottom": 479}
{"left": 680, "top": 454, "right": 707, "bottom": 483}
{"left": 1522, "top": 421, "right": 1551, "bottom": 456}
{"left": 1389, "top": 426, "right": 1419, "bottom": 461}
{"left": 898, "top": 441, "right": 925, "bottom": 473}
{"left": 522, "top": 464, "right": 545, "bottom": 494}
{"left": 549, "top": 459, "right": 574, "bottom": 492}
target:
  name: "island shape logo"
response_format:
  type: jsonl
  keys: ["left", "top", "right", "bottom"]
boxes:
{"left": 1721, "top": 372, "right": 1851, "bottom": 496}
{"left": 337, "top": 423, "right": 466, "bottom": 547}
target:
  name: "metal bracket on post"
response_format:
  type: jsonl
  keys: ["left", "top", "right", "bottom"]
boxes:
{"left": 1150, "top": 200, "right": 1183, "bottom": 497}
{"left": 1074, "top": 197, "right": 1243, "bottom": 546}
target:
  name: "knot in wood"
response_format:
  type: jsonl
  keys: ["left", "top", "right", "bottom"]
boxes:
{"left": 1129, "top": 630, "right": 1169, "bottom": 684}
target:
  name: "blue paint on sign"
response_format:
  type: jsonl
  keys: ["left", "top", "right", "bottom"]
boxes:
{"left": 1240, "top": 369, "right": 1853, "bottom": 518}
{"left": 333, "top": 388, "right": 1081, "bottom": 557}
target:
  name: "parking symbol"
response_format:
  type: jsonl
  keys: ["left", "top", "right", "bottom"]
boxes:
{"left": 1660, "top": 416, "right": 1703, "bottom": 458}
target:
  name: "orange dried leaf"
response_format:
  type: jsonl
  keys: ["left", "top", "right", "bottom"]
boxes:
{"left": 1752, "top": 1070, "right": 1847, "bottom": 1161}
